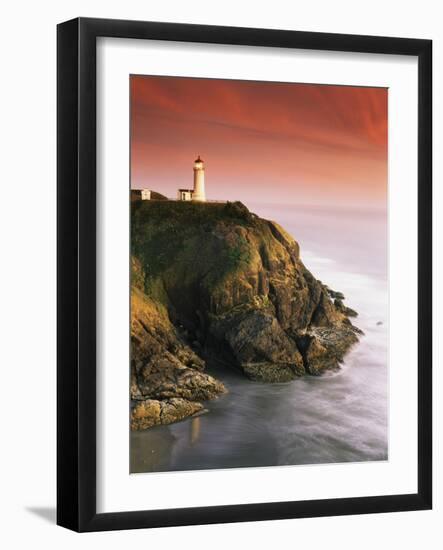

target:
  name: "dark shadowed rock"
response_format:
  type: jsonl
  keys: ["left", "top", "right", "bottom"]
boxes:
{"left": 327, "top": 288, "right": 345, "bottom": 300}
{"left": 209, "top": 309, "right": 305, "bottom": 381}
{"left": 334, "top": 298, "right": 358, "bottom": 318}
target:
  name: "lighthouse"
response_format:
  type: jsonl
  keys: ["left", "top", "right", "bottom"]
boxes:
{"left": 192, "top": 155, "right": 206, "bottom": 202}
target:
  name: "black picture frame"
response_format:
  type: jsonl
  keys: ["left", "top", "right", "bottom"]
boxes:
{"left": 57, "top": 17, "right": 432, "bottom": 532}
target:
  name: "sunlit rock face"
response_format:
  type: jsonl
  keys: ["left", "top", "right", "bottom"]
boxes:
{"left": 130, "top": 200, "right": 361, "bottom": 429}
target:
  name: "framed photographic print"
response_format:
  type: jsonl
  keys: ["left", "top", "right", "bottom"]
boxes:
{"left": 57, "top": 17, "right": 432, "bottom": 532}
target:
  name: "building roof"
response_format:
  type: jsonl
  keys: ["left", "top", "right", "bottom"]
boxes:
{"left": 195, "top": 155, "right": 203, "bottom": 163}
{"left": 178, "top": 188, "right": 194, "bottom": 192}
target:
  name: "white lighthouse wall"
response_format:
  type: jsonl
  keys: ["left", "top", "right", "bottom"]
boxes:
{"left": 193, "top": 168, "right": 206, "bottom": 201}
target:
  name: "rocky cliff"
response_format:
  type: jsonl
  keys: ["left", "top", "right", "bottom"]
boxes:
{"left": 130, "top": 200, "right": 361, "bottom": 430}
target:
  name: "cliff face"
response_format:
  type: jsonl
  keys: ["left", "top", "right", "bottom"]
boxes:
{"left": 131, "top": 258, "right": 226, "bottom": 430}
{"left": 131, "top": 200, "right": 361, "bottom": 429}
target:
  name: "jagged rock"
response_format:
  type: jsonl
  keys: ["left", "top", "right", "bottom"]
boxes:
{"left": 131, "top": 398, "right": 203, "bottom": 430}
{"left": 131, "top": 294, "right": 224, "bottom": 401}
{"left": 327, "top": 288, "right": 345, "bottom": 300}
{"left": 334, "top": 298, "right": 344, "bottom": 309}
{"left": 344, "top": 306, "right": 358, "bottom": 318}
{"left": 131, "top": 270, "right": 226, "bottom": 430}
{"left": 135, "top": 348, "right": 225, "bottom": 401}
{"left": 242, "top": 362, "right": 302, "bottom": 382}
{"left": 334, "top": 298, "right": 358, "bottom": 318}
{"left": 297, "top": 332, "right": 337, "bottom": 375}
{"left": 210, "top": 309, "right": 305, "bottom": 381}
{"left": 297, "top": 327, "right": 360, "bottom": 375}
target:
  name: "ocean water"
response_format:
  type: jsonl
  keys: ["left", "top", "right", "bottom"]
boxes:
{"left": 130, "top": 203, "right": 388, "bottom": 473}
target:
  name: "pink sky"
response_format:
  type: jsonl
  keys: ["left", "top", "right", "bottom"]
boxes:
{"left": 131, "top": 76, "right": 387, "bottom": 208}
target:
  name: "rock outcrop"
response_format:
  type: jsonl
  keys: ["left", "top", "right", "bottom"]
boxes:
{"left": 131, "top": 398, "right": 204, "bottom": 430}
{"left": 131, "top": 200, "right": 361, "bottom": 429}
{"left": 131, "top": 262, "right": 226, "bottom": 430}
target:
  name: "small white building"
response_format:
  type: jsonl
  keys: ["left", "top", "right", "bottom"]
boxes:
{"left": 177, "top": 189, "right": 194, "bottom": 201}
{"left": 131, "top": 189, "right": 152, "bottom": 201}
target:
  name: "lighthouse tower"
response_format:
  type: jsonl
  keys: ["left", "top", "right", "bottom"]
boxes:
{"left": 192, "top": 155, "right": 206, "bottom": 202}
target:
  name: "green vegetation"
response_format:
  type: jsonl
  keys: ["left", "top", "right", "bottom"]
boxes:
{"left": 225, "top": 236, "right": 252, "bottom": 270}
{"left": 131, "top": 200, "right": 259, "bottom": 305}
